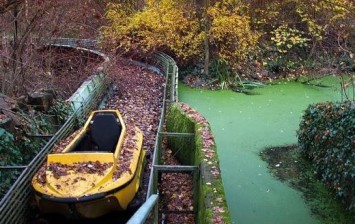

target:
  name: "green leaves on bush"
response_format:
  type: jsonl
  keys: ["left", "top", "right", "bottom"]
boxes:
{"left": 47, "top": 99, "right": 71, "bottom": 124}
{"left": 298, "top": 101, "right": 355, "bottom": 214}
{"left": 0, "top": 99, "right": 69, "bottom": 199}
{"left": 0, "top": 129, "right": 22, "bottom": 166}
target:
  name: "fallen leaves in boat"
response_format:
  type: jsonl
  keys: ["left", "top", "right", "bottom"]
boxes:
{"left": 48, "top": 161, "right": 113, "bottom": 179}
{"left": 113, "top": 127, "right": 137, "bottom": 180}
{"left": 37, "top": 166, "right": 47, "bottom": 185}
{"left": 36, "top": 57, "right": 204, "bottom": 222}
{"left": 51, "top": 129, "right": 82, "bottom": 153}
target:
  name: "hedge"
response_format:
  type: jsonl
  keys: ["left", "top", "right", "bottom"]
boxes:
{"left": 298, "top": 101, "right": 355, "bottom": 214}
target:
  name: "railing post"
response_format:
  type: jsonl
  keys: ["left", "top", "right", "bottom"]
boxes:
{"left": 170, "top": 64, "right": 175, "bottom": 102}
{"left": 193, "top": 165, "right": 199, "bottom": 223}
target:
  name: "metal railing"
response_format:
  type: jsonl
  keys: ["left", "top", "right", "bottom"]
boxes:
{"left": 126, "top": 194, "right": 159, "bottom": 224}
{"left": 146, "top": 52, "right": 178, "bottom": 198}
{"left": 125, "top": 52, "right": 181, "bottom": 223}
{"left": 45, "top": 38, "right": 98, "bottom": 50}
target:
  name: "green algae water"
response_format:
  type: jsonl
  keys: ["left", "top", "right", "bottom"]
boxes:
{"left": 179, "top": 78, "right": 345, "bottom": 224}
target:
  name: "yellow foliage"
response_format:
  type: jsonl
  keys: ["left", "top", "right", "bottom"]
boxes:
{"left": 208, "top": 1, "right": 259, "bottom": 69}
{"left": 101, "top": 0, "right": 259, "bottom": 69}
{"left": 101, "top": 0, "right": 203, "bottom": 62}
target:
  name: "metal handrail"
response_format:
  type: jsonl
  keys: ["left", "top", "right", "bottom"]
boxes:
{"left": 146, "top": 52, "right": 178, "bottom": 198}
{"left": 126, "top": 52, "right": 178, "bottom": 223}
{"left": 126, "top": 194, "right": 159, "bottom": 224}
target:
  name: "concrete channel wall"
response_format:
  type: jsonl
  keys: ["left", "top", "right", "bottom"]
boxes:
{"left": 167, "top": 103, "right": 231, "bottom": 224}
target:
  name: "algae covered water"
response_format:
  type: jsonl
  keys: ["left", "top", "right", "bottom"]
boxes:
{"left": 179, "top": 78, "right": 344, "bottom": 224}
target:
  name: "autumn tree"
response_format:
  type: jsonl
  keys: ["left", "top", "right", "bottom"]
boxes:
{"left": 0, "top": 0, "right": 49, "bottom": 96}
{"left": 0, "top": 0, "right": 111, "bottom": 97}
{"left": 102, "top": 0, "right": 204, "bottom": 65}
{"left": 104, "top": 0, "right": 354, "bottom": 81}
{"left": 245, "top": 0, "right": 355, "bottom": 73}
{"left": 102, "top": 0, "right": 258, "bottom": 76}
{"left": 207, "top": 1, "right": 258, "bottom": 70}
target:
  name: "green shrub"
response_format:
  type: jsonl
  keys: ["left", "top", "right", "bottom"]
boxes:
{"left": 0, "top": 129, "right": 23, "bottom": 199}
{"left": 0, "top": 129, "right": 22, "bottom": 166}
{"left": 47, "top": 99, "right": 71, "bottom": 124}
{"left": 298, "top": 101, "right": 355, "bottom": 214}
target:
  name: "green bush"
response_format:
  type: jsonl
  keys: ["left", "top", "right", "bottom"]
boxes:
{"left": 0, "top": 129, "right": 22, "bottom": 166}
{"left": 47, "top": 99, "right": 71, "bottom": 125}
{"left": 298, "top": 101, "right": 355, "bottom": 214}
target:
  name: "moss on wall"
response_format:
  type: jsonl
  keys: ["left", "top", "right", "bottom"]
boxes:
{"left": 167, "top": 103, "right": 231, "bottom": 224}
{"left": 166, "top": 105, "right": 196, "bottom": 165}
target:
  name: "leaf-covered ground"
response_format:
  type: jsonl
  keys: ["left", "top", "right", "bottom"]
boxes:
{"left": 105, "top": 58, "right": 195, "bottom": 223}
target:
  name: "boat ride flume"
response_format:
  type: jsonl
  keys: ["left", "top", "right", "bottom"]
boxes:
{"left": 32, "top": 110, "right": 146, "bottom": 219}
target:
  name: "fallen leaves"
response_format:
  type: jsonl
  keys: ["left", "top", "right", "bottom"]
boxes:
{"left": 51, "top": 129, "right": 82, "bottom": 153}
{"left": 159, "top": 146, "right": 195, "bottom": 224}
{"left": 48, "top": 161, "right": 113, "bottom": 179}
{"left": 113, "top": 127, "right": 137, "bottom": 180}
{"left": 36, "top": 160, "right": 113, "bottom": 185}
{"left": 34, "top": 55, "right": 212, "bottom": 222}
{"left": 105, "top": 58, "right": 165, "bottom": 159}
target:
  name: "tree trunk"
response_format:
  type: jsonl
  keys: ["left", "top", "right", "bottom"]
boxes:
{"left": 203, "top": 0, "right": 210, "bottom": 76}
{"left": 9, "top": 3, "right": 19, "bottom": 96}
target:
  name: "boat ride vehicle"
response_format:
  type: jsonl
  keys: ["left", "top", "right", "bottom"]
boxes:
{"left": 32, "top": 110, "right": 145, "bottom": 218}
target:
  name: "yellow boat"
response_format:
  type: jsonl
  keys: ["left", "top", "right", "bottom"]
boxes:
{"left": 32, "top": 110, "right": 146, "bottom": 218}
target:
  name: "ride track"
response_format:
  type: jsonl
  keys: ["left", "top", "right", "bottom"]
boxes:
{"left": 0, "top": 38, "right": 193, "bottom": 223}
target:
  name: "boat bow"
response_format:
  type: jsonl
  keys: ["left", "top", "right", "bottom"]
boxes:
{"left": 44, "top": 153, "right": 115, "bottom": 197}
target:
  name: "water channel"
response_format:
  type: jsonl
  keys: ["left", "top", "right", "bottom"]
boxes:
{"left": 179, "top": 77, "right": 345, "bottom": 224}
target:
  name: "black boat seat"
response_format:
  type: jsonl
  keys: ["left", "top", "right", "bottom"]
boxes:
{"left": 90, "top": 113, "right": 121, "bottom": 152}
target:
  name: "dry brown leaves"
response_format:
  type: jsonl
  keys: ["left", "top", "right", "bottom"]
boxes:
{"left": 35, "top": 55, "right": 204, "bottom": 222}
{"left": 105, "top": 58, "right": 165, "bottom": 157}
{"left": 36, "top": 166, "right": 47, "bottom": 185}
{"left": 104, "top": 58, "right": 165, "bottom": 200}
{"left": 178, "top": 103, "right": 219, "bottom": 173}
{"left": 36, "top": 129, "right": 82, "bottom": 184}
{"left": 159, "top": 148, "right": 195, "bottom": 224}
{"left": 51, "top": 129, "right": 82, "bottom": 153}
{"left": 105, "top": 58, "right": 199, "bottom": 223}
{"left": 36, "top": 160, "right": 113, "bottom": 185}
{"left": 113, "top": 127, "right": 137, "bottom": 180}
{"left": 48, "top": 161, "right": 113, "bottom": 179}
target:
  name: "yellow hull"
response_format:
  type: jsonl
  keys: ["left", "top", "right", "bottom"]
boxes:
{"left": 32, "top": 110, "right": 146, "bottom": 218}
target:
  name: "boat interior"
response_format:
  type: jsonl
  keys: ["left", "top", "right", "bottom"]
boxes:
{"left": 72, "top": 112, "right": 122, "bottom": 153}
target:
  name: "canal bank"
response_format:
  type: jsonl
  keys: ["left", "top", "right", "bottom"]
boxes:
{"left": 179, "top": 78, "right": 343, "bottom": 224}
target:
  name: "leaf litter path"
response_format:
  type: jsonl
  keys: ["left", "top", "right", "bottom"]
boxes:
{"left": 33, "top": 58, "right": 194, "bottom": 223}
{"left": 105, "top": 58, "right": 195, "bottom": 223}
